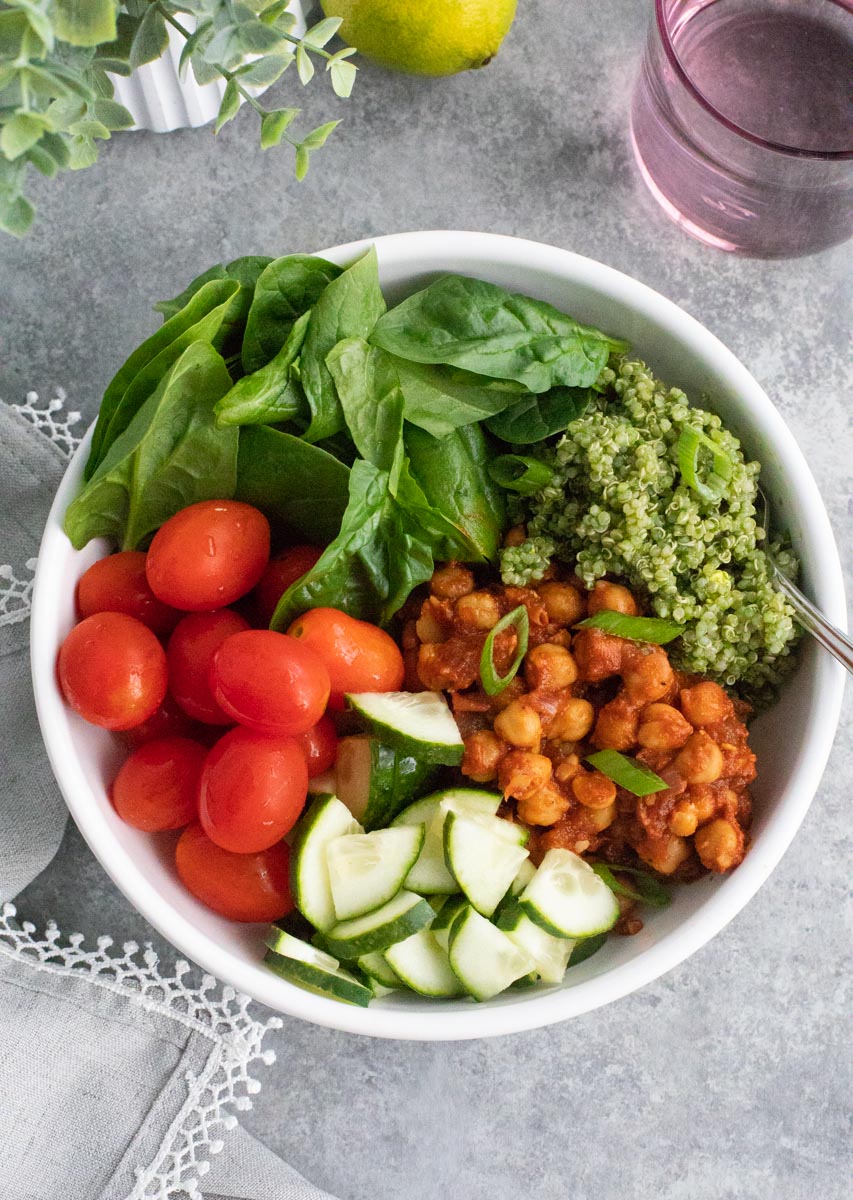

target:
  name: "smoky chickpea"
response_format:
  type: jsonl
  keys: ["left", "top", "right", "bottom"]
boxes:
{"left": 587, "top": 802, "right": 617, "bottom": 832}
{"left": 455, "top": 590, "right": 501, "bottom": 630}
{"left": 524, "top": 642, "right": 579, "bottom": 691}
{"left": 680, "top": 680, "right": 732, "bottom": 727}
{"left": 572, "top": 770, "right": 617, "bottom": 810}
{"left": 637, "top": 833, "right": 692, "bottom": 875}
{"left": 415, "top": 599, "right": 448, "bottom": 644}
{"left": 430, "top": 563, "right": 475, "bottom": 601}
{"left": 668, "top": 801, "right": 699, "bottom": 837}
{"left": 675, "top": 730, "right": 724, "bottom": 784}
{"left": 493, "top": 699, "right": 542, "bottom": 748}
{"left": 587, "top": 580, "right": 638, "bottom": 617}
{"left": 497, "top": 750, "right": 552, "bottom": 799}
{"left": 489, "top": 676, "right": 527, "bottom": 712}
{"left": 546, "top": 697, "right": 595, "bottom": 742}
{"left": 694, "top": 818, "right": 743, "bottom": 872}
{"left": 592, "top": 698, "right": 639, "bottom": 751}
{"left": 461, "top": 730, "right": 506, "bottom": 783}
{"left": 537, "top": 581, "right": 586, "bottom": 626}
{"left": 517, "top": 783, "right": 570, "bottom": 827}
{"left": 554, "top": 753, "right": 583, "bottom": 785}
{"left": 622, "top": 645, "right": 675, "bottom": 704}
{"left": 637, "top": 703, "right": 693, "bottom": 752}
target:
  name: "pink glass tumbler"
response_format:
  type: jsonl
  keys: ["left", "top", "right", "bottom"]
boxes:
{"left": 630, "top": 0, "right": 853, "bottom": 257}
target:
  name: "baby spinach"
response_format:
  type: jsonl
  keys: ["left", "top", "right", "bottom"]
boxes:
{"left": 484, "top": 386, "right": 591, "bottom": 443}
{"left": 392, "top": 359, "right": 526, "bottom": 438}
{"left": 241, "top": 254, "right": 343, "bottom": 374}
{"left": 235, "top": 425, "right": 351, "bottom": 544}
{"left": 299, "top": 247, "right": 387, "bottom": 445}
{"left": 65, "top": 343, "right": 237, "bottom": 552}
{"left": 488, "top": 454, "right": 554, "bottom": 495}
{"left": 153, "top": 256, "right": 274, "bottom": 363}
{"left": 215, "top": 311, "right": 310, "bottom": 428}
{"left": 325, "top": 337, "right": 404, "bottom": 474}
{"left": 371, "top": 274, "right": 627, "bottom": 393}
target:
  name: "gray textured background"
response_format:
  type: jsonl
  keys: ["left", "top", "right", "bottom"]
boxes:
{"left": 4, "top": 1, "right": 852, "bottom": 1197}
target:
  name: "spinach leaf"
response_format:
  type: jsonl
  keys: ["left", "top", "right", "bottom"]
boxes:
{"left": 392, "top": 358, "right": 526, "bottom": 438}
{"left": 215, "top": 310, "right": 310, "bottom": 428}
{"left": 235, "top": 424, "right": 350, "bottom": 544}
{"left": 488, "top": 454, "right": 554, "bottom": 495}
{"left": 241, "top": 254, "right": 343, "bottom": 373}
{"left": 590, "top": 863, "right": 671, "bottom": 909}
{"left": 85, "top": 278, "right": 240, "bottom": 480}
{"left": 325, "top": 337, "right": 403, "bottom": 473}
{"left": 371, "top": 274, "right": 627, "bottom": 393}
{"left": 65, "top": 343, "right": 237, "bottom": 552}
{"left": 484, "top": 385, "right": 591, "bottom": 443}
{"left": 404, "top": 422, "right": 505, "bottom": 562}
{"left": 567, "top": 933, "right": 608, "bottom": 968}
{"left": 299, "top": 247, "right": 387, "bottom": 445}
{"left": 153, "top": 256, "right": 274, "bottom": 363}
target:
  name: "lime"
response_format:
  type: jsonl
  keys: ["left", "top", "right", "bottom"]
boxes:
{"left": 321, "top": 0, "right": 518, "bottom": 77}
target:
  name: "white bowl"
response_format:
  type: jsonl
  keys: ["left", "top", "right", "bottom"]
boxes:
{"left": 31, "top": 232, "right": 847, "bottom": 1040}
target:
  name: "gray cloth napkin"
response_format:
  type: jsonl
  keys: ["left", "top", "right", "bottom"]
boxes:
{"left": 0, "top": 396, "right": 337, "bottom": 1200}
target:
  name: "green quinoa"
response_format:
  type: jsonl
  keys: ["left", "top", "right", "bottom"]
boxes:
{"left": 500, "top": 357, "right": 800, "bottom": 704}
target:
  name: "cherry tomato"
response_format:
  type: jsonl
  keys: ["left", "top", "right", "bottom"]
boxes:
{"left": 76, "top": 551, "right": 182, "bottom": 636}
{"left": 58, "top": 612, "right": 167, "bottom": 730}
{"left": 111, "top": 736, "right": 206, "bottom": 832}
{"left": 167, "top": 609, "right": 249, "bottom": 724}
{"left": 146, "top": 500, "right": 270, "bottom": 612}
{"left": 296, "top": 714, "right": 339, "bottom": 778}
{"left": 122, "top": 691, "right": 201, "bottom": 747}
{"left": 175, "top": 823, "right": 293, "bottom": 922}
{"left": 198, "top": 726, "right": 308, "bottom": 853}
{"left": 252, "top": 545, "right": 324, "bottom": 627}
{"left": 209, "top": 629, "right": 330, "bottom": 736}
{"left": 287, "top": 607, "right": 405, "bottom": 710}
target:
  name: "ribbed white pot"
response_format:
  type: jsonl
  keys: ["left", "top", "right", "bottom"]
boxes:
{"left": 110, "top": 2, "right": 308, "bottom": 132}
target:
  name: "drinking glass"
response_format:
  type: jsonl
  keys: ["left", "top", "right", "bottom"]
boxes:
{"left": 630, "top": 0, "right": 853, "bottom": 257}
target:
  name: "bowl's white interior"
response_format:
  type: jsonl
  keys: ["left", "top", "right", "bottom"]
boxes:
{"left": 30, "top": 231, "right": 846, "bottom": 1040}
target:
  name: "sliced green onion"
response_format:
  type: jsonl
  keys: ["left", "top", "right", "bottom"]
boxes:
{"left": 589, "top": 863, "right": 671, "bottom": 909}
{"left": 677, "top": 425, "right": 733, "bottom": 503}
{"left": 480, "top": 604, "right": 529, "bottom": 695}
{"left": 577, "top": 610, "right": 685, "bottom": 644}
{"left": 567, "top": 932, "right": 608, "bottom": 967}
{"left": 488, "top": 454, "right": 554, "bottom": 496}
{"left": 585, "top": 749, "right": 668, "bottom": 796}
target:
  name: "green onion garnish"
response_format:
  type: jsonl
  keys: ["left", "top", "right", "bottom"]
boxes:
{"left": 590, "top": 863, "right": 671, "bottom": 908}
{"left": 585, "top": 749, "right": 668, "bottom": 796}
{"left": 677, "top": 425, "right": 733, "bottom": 503}
{"left": 480, "top": 604, "right": 529, "bottom": 695}
{"left": 567, "top": 932, "right": 608, "bottom": 966}
{"left": 577, "top": 610, "right": 685, "bottom": 644}
{"left": 488, "top": 454, "right": 554, "bottom": 496}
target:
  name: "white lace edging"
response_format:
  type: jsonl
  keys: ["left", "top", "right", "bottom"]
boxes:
{"left": 0, "top": 903, "right": 282, "bottom": 1200}
{"left": 0, "top": 557, "right": 38, "bottom": 629}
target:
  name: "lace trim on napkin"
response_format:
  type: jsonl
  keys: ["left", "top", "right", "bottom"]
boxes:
{"left": 0, "top": 903, "right": 282, "bottom": 1200}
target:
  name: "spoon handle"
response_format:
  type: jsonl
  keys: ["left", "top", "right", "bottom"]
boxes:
{"left": 772, "top": 568, "right": 853, "bottom": 675}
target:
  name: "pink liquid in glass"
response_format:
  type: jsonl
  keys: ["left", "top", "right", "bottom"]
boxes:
{"left": 631, "top": 0, "right": 853, "bottom": 256}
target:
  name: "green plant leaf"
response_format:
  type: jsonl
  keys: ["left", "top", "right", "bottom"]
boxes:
{"left": 52, "top": 0, "right": 117, "bottom": 47}
{"left": 178, "top": 20, "right": 212, "bottom": 81}
{"left": 1, "top": 112, "right": 50, "bottom": 160}
{"left": 236, "top": 51, "right": 292, "bottom": 87}
{"left": 129, "top": 5, "right": 169, "bottom": 70}
{"left": 260, "top": 105, "right": 299, "bottom": 149}
{"left": 215, "top": 79, "right": 241, "bottom": 133}
{"left": 329, "top": 58, "right": 356, "bottom": 98}
{"left": 295, "top": 42, "right": 314, "bottom": 85}
{"left": 44, "top": 95, "right": 87, "bottom": 130}
{"left": 301, "top": 119, "right": 339, "bottom": 150}
{"left": 0, "top": 190, "right": 34, "bottom": 237}
{"left": 294, "top": 143, "right": 310, "bottom": 180}
{"left": 302, "top": 17, "right": 341, "bottom": 49}
{"left": 91, "top": 98, "right": 134, "bottom": 131}
{"left": 67, "top": 134, "right": 98, "bottom": 169}
{"left": 241, "top": 253, "right": 341, "bottom": 372}
{"left": 12, "top": 0, "right": 54, "bottom": 51}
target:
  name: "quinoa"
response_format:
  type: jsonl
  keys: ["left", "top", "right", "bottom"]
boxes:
{"left": 500, "top": 357, "right": 800, "bottom": 704}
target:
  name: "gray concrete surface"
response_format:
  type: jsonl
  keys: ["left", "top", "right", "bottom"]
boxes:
{"left": 4, "top": 1, "right": 851, "bottom": 1197}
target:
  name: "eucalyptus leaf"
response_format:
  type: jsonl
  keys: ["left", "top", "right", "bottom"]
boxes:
{"left": 215, "top": 79, "right": 241, "bottom": 133}
{"left": 1, "top": 113, "right": 49, "bottom": 159}
{"left": 260, "top": 106, "right": 299, "bottom": 148}
{"left": 241, "top": 253, "right": 341, "bottom": 373}
{"left": 484, "top": 386, "right": 591, "bottom": 443}
{"left": 129, "top": 5, "right": 169, "bottom": 70}
{"left": 329, "top": 58, "right": 357, "bottom": 99}
{"left": 52, "top": 0, "right": 116, "bottom": 47}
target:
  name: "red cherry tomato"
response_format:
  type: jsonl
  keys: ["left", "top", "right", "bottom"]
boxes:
{"left": 198, "top": 726, "right": 308, "bottom": 853}
{"left": 209, "top": 630, "right": 330, "bottom": 736}
{"left": 296, "top": 714, "right": 339, "bottom": 778}
{"left": 111, "top": 736, "right": 207, "bottom": 832}
{"left": 167, "top": 609, "right": 249, "bottom": 724}
{"left": 58, "top": 612, "right": 167, "bottom": 730}
{"left": 76, "top": 551, "right": 181, "bottom": 636}
{"left": 122, "top": 691, "right": 200, "bottom": 747}
{"left": 252, "top": 545, "right": 324, "bottom": 627}
{"left": 146, "top": 500, "right": 270, "bottom": 612}
{"left": 175, "top": 823, "right": 293, "bottom": 922}
{"left": 287, "top": 607, "right": 405, "bottom": 710}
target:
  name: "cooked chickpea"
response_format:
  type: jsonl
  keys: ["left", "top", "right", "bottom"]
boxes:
{"left": 546, "top": 697, "right": 595, "bottom": 742}
{"left": 455, "top": 590, "right": 501, "bottom": 630}
{"left": 497, "top": 750, "right": 552, "bottom": 799}
{"left": 554, "top": 754, "right": 583, "bottom": 784}
{"left": 430, "top": 563, "right": 475, "bottom": 601}
{"left": 415, "top": 599, "right": 448, "bottom": 644}
{"left": 694, "top": 818, "right": 743, "bottom": 872}
{"left": 572, "top": 770, "right": 617, "bottom": 810}
{"left": 587, "top": 580, "right": 638, "bottom": 617}
{"left": 592, "top": 698, "right": 639, "bottom": 751}
{"left": 637, "top": 703, "right": 693, "bottom": 752}
{"left": 493, "top": 699, "right": 542, "bottom": 748}
{"left": 537, "top": 581, "right": 586, "bottom": 626}
{"left": 668, "top": 801, "right": 699, "bottom": 837}
{"left": 461, "top": 730, "right": 506, "bottom": 783}
{"left": 517, "top": 782, "right": 570, "bottom": 827}
{"left": 572, "top": 628, "right": 623, "bottom": 681}
{"left": 622, "top": 646, "right": 675, "bottom": 704}
{"left": 685, "top": 784, "right": 718, "bottom": 825}
{"left": 675, "top": 731, "right": 724, "bottom": 784}
{"left": 504, "top": 525, "right": 527, "bottom": 548}
{"left": 587, "top": 802, "right": 617, "bottom": 832}
{"left": 680, "top": 680, "right": 732, "bottom": 727}
{"left": 524, "top": 643, "right": 579, "bottom": 691}
{"left": 637, "top": 833, "right": 692, "bottom": 875}
{"left": 489, "top": 676, "right": 527, "bottom": 712}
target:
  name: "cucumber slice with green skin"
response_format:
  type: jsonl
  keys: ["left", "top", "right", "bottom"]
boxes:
{"left": 496, "top": 897, "right": 576, "bottom": 984}
{"left": 346, "top": 691, "right": 464, "bottom": 765}
{"left": 439, "top": 802, "right": 529, "bottom": 847}
{"left": 443, "top": 810, "right": 530, "bottom": 918}
{"left": 510, "top": 858, "right": 537, "bottom": 896}
{"left": 430, "top": 894, "right": 468, "bottom": 953}
{"left": 519, "top": 849, "right": 620, "bottom": 938}
{"left": 384, "top": 928, "right": 465, "bottom": 998}
{"left": 448, "top": 906, "right": 536, "bottom": 1002}
{"left": 327, "top": 825, "right": 425, "bottom": 921}
{"left": 322, "top": 890, "right": 435, "bottom": 959}
{"left": 334, "top": 735, "right": 438, "bottom": 831}
{"left": 370, "top": 981, "right": 397, "bottom": 999}
{"left": 391, "top": 788, "right": 502, "bottom": 829}
{"left": 264, "top": 930, "right": 372, "bottom": 1008}
{"left": 290, "top": 794, "right": 363, "bottom": 933}
{"left": 357, "top": 951, "right": 403, "bottom": 989}
{"left": 394, "top": 788, "right": 503, "bottom": 896}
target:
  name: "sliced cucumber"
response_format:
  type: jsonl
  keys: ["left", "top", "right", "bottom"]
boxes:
{"left": 264, "top": 929, "right": 372, "bottom": 1008}
{"left": 430, "top": 894, "right": 468, "bottom": 953}
{"left": 496, "top": 897, "right": 576, "bottom": 984}
{"left": 384, "top": 928, "right": 465, "bottom": 998}
{"left": 357, "top": 951, "right": 403, "bottom": 990}
{"left": 333, "top": 735, "right": 438, "bottom": 831}
{"left": 392, "top": 788, "right": 502, "bottom": 829}
{"left": 327, "top": 825, "right": 425, "bottom": 921}
{"left": 394, "top": 788, "right": 503, "bottom": 896}
{"left": 509, "top": 858, "right": 537, "bottom": 896}
{"left": 290, "top": 794, "right": 363, "bottom": 932}
{"left": 519, "top": 849, "right": 620, "bottom": 939}
{"left": 369, "top": 981, "right": 397, "bottom": 999}
{"left": 448, "top": 906, "right": 536, "bottom": 1002}
{"left": 322, "top": 890, "right": 435, "bottom": 959}
{"left": 443, "top": 810, "right": 530, "bottom": 918}
{"left": 346, "top": 691, "right": 464, "bottom": 765}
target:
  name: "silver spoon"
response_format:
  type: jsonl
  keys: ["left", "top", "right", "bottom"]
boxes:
{"left": 758, "top": 488, "right": 853, "bottom": 675}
